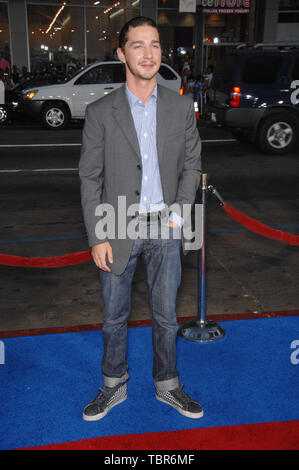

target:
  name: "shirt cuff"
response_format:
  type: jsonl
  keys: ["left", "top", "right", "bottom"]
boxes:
{"left": 169, "top": 211, "right": 184, "bottom": 228}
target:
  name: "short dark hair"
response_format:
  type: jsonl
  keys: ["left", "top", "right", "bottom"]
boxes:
{"left": 118, "top": 16, "right": 159, "bottom": 49}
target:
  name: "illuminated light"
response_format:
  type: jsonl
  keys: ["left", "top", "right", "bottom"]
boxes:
{"left": 23, "top": 90, "right": 37, "bottom": 101}
{"left": 46, "top": 4, "right": 66, "bottom": 35}
{"left": 213, "top": 37, "right": 219, "bottom": 43}
{"left": 104, "top": 1, "right": 120, "bottom": 14}
{"left": 230, "top": 86, "right": 241, "bottom": 108}
{"left": 110, "top": 8, "right": 124, "bottom": 19}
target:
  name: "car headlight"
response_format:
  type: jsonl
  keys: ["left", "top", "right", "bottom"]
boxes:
{"left": 22, "top": 89, "right": 38, "bottom": 100}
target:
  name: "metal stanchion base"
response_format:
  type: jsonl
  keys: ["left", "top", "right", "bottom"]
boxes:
{"left": 178, "top": 319, "right": 226, "bottom": 343}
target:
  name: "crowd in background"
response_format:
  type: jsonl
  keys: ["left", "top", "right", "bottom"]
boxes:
{"left": 1, "top": 54, "right": 214, "bottom": 117}
{"left": 0, "top": 60, "right": 79, "bottom": 92}
{"left": 179, "top": 53, "right": 214, "bottom": 111}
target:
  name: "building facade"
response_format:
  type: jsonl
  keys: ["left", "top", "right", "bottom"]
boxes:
{"left": 0, "top": 0, "right": 299, "bottom": 77}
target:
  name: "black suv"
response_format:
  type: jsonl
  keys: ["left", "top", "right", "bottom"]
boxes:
{"left": 207, "top": 49, "right": 299, "bottom": 154}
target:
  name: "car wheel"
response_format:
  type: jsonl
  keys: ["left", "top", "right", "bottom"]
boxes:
{"left": 257, "top": 113, "right": 298, "bottom": 155}
{"left": 0, "top": 105, "right": 10, "bottom": 125}
{"left": 42, "top": 103, "right": 69, "bottom": 130}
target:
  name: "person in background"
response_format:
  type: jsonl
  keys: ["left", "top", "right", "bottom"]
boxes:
{"left": 185, "top": 74, "right": 196, "bottom": 95}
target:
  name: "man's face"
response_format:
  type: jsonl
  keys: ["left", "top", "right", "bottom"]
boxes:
{"left": 117, "top": 25, "right": 162, "bottom": 82}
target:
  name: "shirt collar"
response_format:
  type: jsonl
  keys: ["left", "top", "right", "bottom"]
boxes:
{"left": 125, "top": 83, "right": 157, "bottom": 108}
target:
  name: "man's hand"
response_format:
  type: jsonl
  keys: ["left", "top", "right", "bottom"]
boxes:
{"left": 91, "top": 242, "right": 113, "bottom": 272}
{"left": 166, "top": 220, "right": 180, "bottom": 228}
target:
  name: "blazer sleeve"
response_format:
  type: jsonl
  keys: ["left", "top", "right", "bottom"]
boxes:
{"left": 173, "top": 98, "right": 202, "bottom": 218}
{"left": 79, "top": 103, "right": 107, "bottom": 247}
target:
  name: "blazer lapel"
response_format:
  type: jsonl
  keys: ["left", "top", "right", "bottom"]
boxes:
{"left": 112, "top": 85, "right": 142, "bottom": 163}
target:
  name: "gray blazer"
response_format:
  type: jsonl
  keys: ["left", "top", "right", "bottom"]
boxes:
{"left": 79, "top": 84, "right": 202, "bottom": 275}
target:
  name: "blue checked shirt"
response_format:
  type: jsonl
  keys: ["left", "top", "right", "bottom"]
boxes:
{"left": 125, "top": 84, "right": 183, "bottom": 227}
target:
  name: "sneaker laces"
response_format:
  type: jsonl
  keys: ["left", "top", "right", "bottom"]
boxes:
{"left": 171, "top": 383, "right": 194, "bottom": 405}
{"left": 93, "top": 385, "right": 118, "bottom": 406}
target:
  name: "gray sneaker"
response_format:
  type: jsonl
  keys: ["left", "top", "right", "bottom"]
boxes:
{"left": 83, "top": 383, "right": 127, "bottom": 421}
{"left": 156, "top": 383, "right": 204, "bottom": 419}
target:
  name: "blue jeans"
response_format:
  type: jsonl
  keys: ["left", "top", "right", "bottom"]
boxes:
{"left": 99, "top": 217, "right": 182, "bottom": 392}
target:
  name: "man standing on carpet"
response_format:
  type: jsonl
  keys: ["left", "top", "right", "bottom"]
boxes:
{"left": 79, "top": 16, "right": 203, "bottom": 421}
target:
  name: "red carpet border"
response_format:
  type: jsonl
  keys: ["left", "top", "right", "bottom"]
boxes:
{"left": 19, "top": 420, "right": 299, "bottom": 450}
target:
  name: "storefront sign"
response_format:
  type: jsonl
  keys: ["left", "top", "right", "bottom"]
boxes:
{"left": 179, "top": 0, "right": 197, "bottom": 13}
{"left": 198, "top": 0, "right": 250, "bottom": 13}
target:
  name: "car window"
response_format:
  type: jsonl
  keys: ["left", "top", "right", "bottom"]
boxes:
{"left": 75, "top": 64, "right": 115, "bottom": 85}
{"left": 242, "top": 56, "right": 282, "bottom": 84}
{"left": 211, "top": 54, "right": 241, "bottom": 90}
{"left": 113, "top": 63, "right": 126, "bottom": 83}
{"left": 291, "top": 57, "right": 299, "bottom": 80}
{"left": 158, "top": 65, "right": 177, "bottom": 80}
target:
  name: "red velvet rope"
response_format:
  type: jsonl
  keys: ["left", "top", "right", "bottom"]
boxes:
{"left": 0, "top": 204, "right": 298, "bottom": 268}
{"left": 222, "top": 204, "right": 299, "bottom": 246}
{"left": 0, "top": 250, "right": 92, "bottom": 268}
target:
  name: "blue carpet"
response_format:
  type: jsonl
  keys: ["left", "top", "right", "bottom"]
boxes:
{"left": 0, "top": 316, "right": 298, "bottom": 450}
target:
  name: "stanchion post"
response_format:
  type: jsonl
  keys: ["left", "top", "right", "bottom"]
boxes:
{"left": 178, "top": 173, "right": 225, "bottom": 343}
{"left": 199, "top": 173, "right": 207, "bottom": 325}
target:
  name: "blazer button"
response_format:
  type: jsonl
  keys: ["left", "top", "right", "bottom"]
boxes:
{"left": 135, "top": 190, "right": 140, "bottom": 196}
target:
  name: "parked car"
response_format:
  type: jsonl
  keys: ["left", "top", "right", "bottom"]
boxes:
{"left": 20, "top": 61, "right": 182, "bottom": 130}
{"left": 207, "top": 49, "right": 299, "bottom": 154}
{"left": 0, "top": 74, "right": 67, "bottom": 125}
